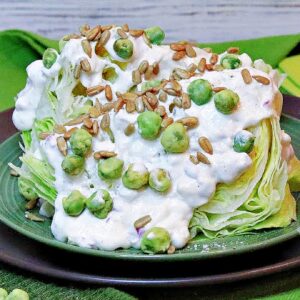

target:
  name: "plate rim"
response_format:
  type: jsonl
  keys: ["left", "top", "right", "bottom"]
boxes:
{"left": 0, "top": 114, "right": 299, "bottom": 262}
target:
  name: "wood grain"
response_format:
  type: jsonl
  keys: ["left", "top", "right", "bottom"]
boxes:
{"left": 0, "top": 0, "right": 299, "bottom": 42}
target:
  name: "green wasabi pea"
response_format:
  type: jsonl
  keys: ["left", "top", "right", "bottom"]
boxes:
{"left": 141, "top": 227, "right": 171, "bottom": 254}
{"left": 233, "top": 130, "right": 255, "bottom": 153}
{"left": 161, "top": 123, "right": 189, "bottom": 153}
{"left": 86, "top": 189, "right": 113, "bottom": 219}
{"left": 122, "top": 163, "right": 149, "bottom": 190}
{"left": 0, "top": 288, "right": 8, "bottom": 300}
{"left": 214, "top": 89, "right": 240, "bottom": 114}
{"left": 62, "top": 190, "right": 86, "bottom": 216}
{"left": 144, "top": 26, "right": 165, "bottom": 45}
{"left": 6, "top": 289, "right": 29, "bottom": 300}
{"left": 70, "top": 128, "right": 92, "bottom": 157}
{"left": 187, "top": 79, "right": 213, "bottom": 106}
{"left": 137, "top": 111, "right": 162, "bottom": 140}
{"left": 18, "top": 177, "right": 38, "bottom": 201}
{"left": 221, "top": 54, "right": 241, "bottom": 69}
{"left": 42, "top": 48, "right": 58, "bottom": 69}
{"left": 113, "top": 38, "right": 133, "bottom": 59}
{"left": 98, "top": 157, "right": 124, "bottom": 180}
{"left": 62, "top": 154, "right": 85, "bottom": 176}
{"left": 149, "top": 168, "right": 171, "bottom": 192}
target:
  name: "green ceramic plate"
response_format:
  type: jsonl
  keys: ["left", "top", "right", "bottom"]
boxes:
{"left": 0, "top": 114, "right": 299, "bottom": 262}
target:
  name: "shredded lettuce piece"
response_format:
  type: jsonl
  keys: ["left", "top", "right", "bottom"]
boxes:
{"left": 21, "top": 130, "right": 32, "bottom": 150}
{"left": 34, "top": 117, "right": 55, "bottom": 138}
{"left": 190, "top": 117, "right": 294, "bottom": 238}
{"left": 47, "top": 90, "right": 58, "bottom": 110}
{"left": 9, "top": 154, "right": 57, "bottom": 205}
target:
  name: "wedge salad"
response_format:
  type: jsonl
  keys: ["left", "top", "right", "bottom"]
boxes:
{"left": 10, "top": 24, "right": 300, "bottom": 254}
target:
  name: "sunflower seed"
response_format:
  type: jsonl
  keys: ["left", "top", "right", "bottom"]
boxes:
{"left": 80, "top": 59, "right": 91, "bottom": 73}
{"left": 185, "top": 44, "right": 196, "bottom": 57}
{"left": 144, "top": 66, "right": 153, "bottom": 80}
{"left": 63, "top": 127, "right": 78, "bottom": 140}
{"left": 117, "top": 28, "right": 127, "bottom": 39}
{"left": 135, "top": 97, "right": 144, "bottom": 112}
{"left": 86, "top": 25, "right": 101, "bottom": 41}
{"left": 146, "top": 92, "right": 158, "bottom": 108}
{"left": 122, "top": 92, "right": 138, "bottom": 102}
{"left": 187, "top": 63, "right": 197, "bottom": 73}
{"left": 114, "top": 98, "right": 125, "bottom": 112}
{"left": 54, "top": 124, "right": 66, "bottom": 134}
{"left": 198, "top": 136, "right": 213, "bottom": 154}
{"left": 74, "top": 64, "right": 81, "bottom": 79}
{"left": 197, "top": 152, "right": 211, "bottom": 164}
{"left": 121, "top": 23, "right": 129, "bottom": 32}
{"left": 253, "top": 75, "right": 270, "bottom": 85}
{"left": 132, "top": 69, "right": 142, "bottom": 84}
{"left": 101, "top": 25, "right": 113, "bottom": 31}
{"left": 83, "top": 118, "right": 93, "bottom": 129}
{"left": 152, "top": 62, "right": 160, "bottom": 75}
{"left": 138, "top": 60, "right": 149, "bottom": 74}
{"left": 38, "top": 132, "right": 51, "bottom": 140}
{"left": 102, "top": 102, "right": 115, "bottom": 112}
{"left": 87, "top": 85, "right": 105, "bottom": 96}
{"left": 210, "top": 53, "right": 218, "bottom": 65}
{"left": 100, "top": 113, "right": 110, "bottom": 130}
{"left": 56, "top": 136, "right": 67, "bottom": 156}
{"left": 177, "top": 117, "right": 199, "bottom": 128}
{"left": 164, "top": 88, "right": 178, "bottom": 97}
{"left": 167, "top": 245, "right": 176, "bottom": 254}
{"left": 92, "top": 120, "right": 99, "bottom": 135}
{"left": 227, "top": 47, "right": 240, "bottom": 54}
{"left": 129, "top": 29, "right": 144, "bottom": 37}
{"left": 190, "top": 155, "right": 199, "bottom": 165}
{"left": 105, "top": 85, "right": 113, "bottom": 101}
{"left": 62, "top": 34, "right": 81, "bottom": 41}
{"left": 173, "top": 97, "right": 182, "bottom": 108}
{"left": 64, "top": 114, "right": 89, "bottom": 126}
{"left": 182, "top": 93, "right": 191, "bottom": 109}
{"left": 198, "top": 58, "right": 206, "bottom": 72}
{"left": 159, "top": 91, "right": 168, "bottom": 102}
{"left": 124, "top": 123, "right": 135, "bottom": 136}
{"left": 98, "top": 30, "right": 111, "bottom": 47}
{"left": 206, "top": 64, "right": 213, "bottom": 71}
{"left": 143, "top": 33, "right": 152, "bottom": 48}
{"left": 174, "top": 68, "right": 190, "bottom": 79}
{"left": 172, "top": 50, "right": 185, "bottom": 61}
{"left": 89, "top": 106, "right": 102, "bottom": 118}
{"left": 212, "top": 64, "right": 224, "bottom": 71}
{"left": 134, "top": 215, "right": 152, "bottom": 229}
{"left": 241, "top": 69, "right": 252, "bottom": 84}
{"left": 126, "top": 100, "right": 136, "bottom": 113}
{"left": 25, "top": 212, "right": 44, "bottom": 222}
{"left": 203, "top": 47, "right": 212, "bottom": 53}
{"left": 80, "top": 24, "right": 90, "bottom": 36}
{"left": 93, "top": 151, "right": 117, "bottom": 160}
{"left": 212, "top": 87, "right": 226, "bottom": 93}
{"left": 142, "top": 96, "right": 153, "bottom": 111}
{"left": 161, "top": 117, "right": 174, "bottom": 128}
{"left": 81, "top": 39, "right": 92, "bottom": 58}
{"left": 154, "top": 105, "right": 166, "bottom": 117}
{"left": 26, "top": 199, "right": 37, "bottom": 210}
{"left": 169, "top": 102, "right": 176, "bottom": 113}
{"left": 170, "top": 43, "right": 186, "bottom": 51}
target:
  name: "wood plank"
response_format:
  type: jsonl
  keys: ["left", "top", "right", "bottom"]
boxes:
{"left": 0, "top": 0, "right": 299, "bottom": 42}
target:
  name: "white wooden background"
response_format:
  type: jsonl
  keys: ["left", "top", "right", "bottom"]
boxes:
{"left": 0, "top": 0, "right": 300, "bottom": 42}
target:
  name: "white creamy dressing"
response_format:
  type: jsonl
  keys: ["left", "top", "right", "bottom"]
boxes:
{"left": 13, "top": 27, "right": 291, "bottom": 251}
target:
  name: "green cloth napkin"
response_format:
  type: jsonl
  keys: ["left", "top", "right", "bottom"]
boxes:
{"left": 0, "top": 29, "right": 300, "bottom": 300}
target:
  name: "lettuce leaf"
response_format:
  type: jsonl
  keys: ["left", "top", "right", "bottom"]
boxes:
{"left": 9, "top": 153, "right": 57, "bottom": 205}
{"left": 21, "top": 130, "right": 32, "bottom": 150}
{"left": 190, "top": 117, "right": 294, "bottom": 238}
{"left": 288, "top": 156, "right": 300, "bottom": 192}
